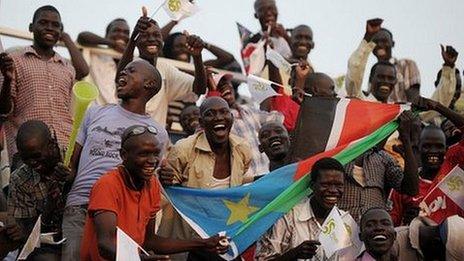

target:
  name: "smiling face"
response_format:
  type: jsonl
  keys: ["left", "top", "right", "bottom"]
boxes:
{"left": 18, "top": 136, "right": 55, "bottom": 176}
{"left": 121, "top": 132, "right": 161, "bottom": 183}
{"left": 180, "top": 105, "right": 200, "bottom": 135}
{"left": 360, "top": 208, "right": 396, "bottom": 258}
{"left": 372, "top": 29, "right": 394, "bottom": 61}
{"left": 172, "top": 34, "right": 190, "bottom": 62}
{"left": 311, "top": 170, "right": 344, "bottom": 210}
{"left": 259, "top": 122, "right": 290, "bottom": 161}
{"left": 419, "top": 127, "right": 446, "bottom": 173}
{"left": 370, "top": 63, "right": 397, "bottom": 102}
{"left": 136, "top": 22, "right": 164, "bottom": 59}
{"left": 217, "top": 76, "right": 236, "bottom": 107}
{"left": 254, "top": 0, "right": 278, "bottom": 31}
{"left": 200, "top": 97, "right": 234, "bottom": 146}
{"left": 291, "top": 25, "right": 314, "bottom": 59}
{"left": 106, "top": 19, "right": 130, "bottom": 50}
{"left": 30, "top": 10, "right": 63, "bottom": 49}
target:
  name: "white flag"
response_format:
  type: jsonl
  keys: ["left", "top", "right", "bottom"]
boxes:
{"left": 318, "top": 206, "right": 351, "bottom": 258}
{"left": 116, "top": 227, "right": 149, "bottom": 261}
{"left": 247, "top": 74, "right": 280, "bottom": 104}
{"left": 17, "top": 216, "right": 41, "bottom": 260}
{"left": 266, "top": 48, "right": 292, "bottom": 75}
{"left": 338, "top": 213, "right": 362, "bottom": 261}
{"left": 163, "top": 0, "right": 199, "bottom": 21}
{"left": 248, "top": 40, "right": 266, "bottom": 75}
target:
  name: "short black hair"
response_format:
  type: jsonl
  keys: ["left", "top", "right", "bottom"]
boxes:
{"left": 310, "top": 157, "right": 345, "bottom": 184}
{"left": 360, "top": 206, "right": 390, "bottom": 229}
{"left": 32, "top": 5, "right": 60, "bottom": 23}
{"left": 163, "top": 32, "right": 184, "bottom": 59}
{"left": 368, "top": 61, "right": 397, "bottom": 83}
{"left": 16, "top": 120, "right": 51, "bottom": 151}
{"left": 379, "top": 28, "right": 394, "bottom": 41}
{"left": 105, "top": 18, "right": 128, "bottom": 36}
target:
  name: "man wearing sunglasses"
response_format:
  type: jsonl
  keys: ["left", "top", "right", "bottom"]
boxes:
{"left": 81, "top": 125, "right": 228, "bottom": 260}
{"left": 62, "top": 59, "right": 169, "bottom": 260}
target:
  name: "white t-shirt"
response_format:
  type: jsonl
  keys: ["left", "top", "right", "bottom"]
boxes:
{"left": 146, "top": 59, "right": 194, "bottom": 126}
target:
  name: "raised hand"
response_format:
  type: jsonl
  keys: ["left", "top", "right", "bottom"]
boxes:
{"left": 132, "top": 7, "right": 153, "bottom": 40}
{"left": 441, "top": 44, "right": 458, "bottom": 67}
{"left": 364, "top": 18, "right": 383, "bottom": 42}
{"left": 295, "top": 60, "right": 311, "bottom": 80}
{"left": 0, "top": 52, "right": 15, "bottom": 80}
{"left": 184, "top": 31, "right": 204, "bottom": 57}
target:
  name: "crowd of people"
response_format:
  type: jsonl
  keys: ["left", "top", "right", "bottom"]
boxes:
{"left": 0, "top": 0, "right": 463, "bottom": 260}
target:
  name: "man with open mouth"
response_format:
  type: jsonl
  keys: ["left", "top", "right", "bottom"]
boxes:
{"left": 116, "top": 12, "right": 208, "bottom": 127}
{"left": 158, "top": 96, "right": 252, "bottom": 260}
{"left": 357, "top": 207, "right": 397, "bottom": 261}
{"left": 256, "top": 157, "right": 359, "bottom": 260}
{"left": 212, "top": 72, "right": 284, "bottom": 178}
{"left": 258, "top": 121, "right": 290, "bottom": 172}
{"left": 389, "top": 96, "right": 464, "bottom": 226}
{"left": 80, "top": 125, "right": 229, "bottom": 261}
{"left": 62, "top": 60, "right": 169, "bottom": 260}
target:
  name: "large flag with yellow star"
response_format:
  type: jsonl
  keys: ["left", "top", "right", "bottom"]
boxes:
{"left": 164, "top": 98, "right": 408, "bottom": 260}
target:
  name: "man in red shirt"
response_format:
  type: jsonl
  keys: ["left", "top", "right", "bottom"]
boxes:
{"left": 80, "top": 125, "right": 228, "bottom": 260}
{"left": 389, "top": 96, "right": 464, "bottom": 226}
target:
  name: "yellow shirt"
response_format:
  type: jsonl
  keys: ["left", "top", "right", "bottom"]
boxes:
{"left": 166, "top": 131, "right": 252, "bottom": 188}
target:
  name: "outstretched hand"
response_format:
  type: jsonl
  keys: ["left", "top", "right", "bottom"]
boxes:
{"left": 132, "top": 7, "right": 154, "bottom": 40}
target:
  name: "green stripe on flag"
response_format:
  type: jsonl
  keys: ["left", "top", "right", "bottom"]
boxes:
{"left": 235, "top": 120, "right": 399, "bottom": 236}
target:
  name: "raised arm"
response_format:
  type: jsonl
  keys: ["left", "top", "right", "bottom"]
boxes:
{"left": 185, "top": 32, "right": 207, "bottom": 95}
{"left": 77, "top": 31, "right": 112, "bottom": 47}
{"left": 61, "top": 32, "right": 89, "bottom": 80}
{"left": 397, "top": 111, "right": 419, "bottom": 196}
{"left": 345, "top": 19, "right": 381, "bottom": 98}
{"left": 420, "top": 45, "right": 458, "bottom": 123}
{"left": 161, "top": 20, "right": 178, "bottom": 40}
{"left": 0, "top": 53, "right": 14, "bottom": 115}
{"left": 203, "top": 42, "right": 236, "bottom": 68}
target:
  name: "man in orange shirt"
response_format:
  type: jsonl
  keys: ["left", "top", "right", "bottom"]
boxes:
{"left": 80, "top": 125, "right": 228, "bottom": 260}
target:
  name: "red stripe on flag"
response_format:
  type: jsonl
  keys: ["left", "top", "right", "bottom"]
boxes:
{"left": 337, "top": 100, "right": 401, "bottom": 147}
{"left": 294, "top": 144, "right": 348, "bottom": 180}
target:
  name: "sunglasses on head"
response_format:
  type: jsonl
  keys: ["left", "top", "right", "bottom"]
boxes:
{"left": 122, "top": 126, "right": 158, "bottom": 144}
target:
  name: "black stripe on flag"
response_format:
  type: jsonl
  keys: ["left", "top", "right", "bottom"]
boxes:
{"left": 287, "top": 96, "right": 340, "bottom": 163}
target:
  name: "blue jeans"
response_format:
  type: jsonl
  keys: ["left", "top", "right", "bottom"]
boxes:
{"left": 61, "top": 205, "right": 87, "bottom": 261}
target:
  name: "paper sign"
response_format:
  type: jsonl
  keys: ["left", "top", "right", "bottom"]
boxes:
{"left": 17, "top": 216, "right": 41, "bottom": 260}
{"left": 116, "top": 227, "right": 148, "bottom": 261}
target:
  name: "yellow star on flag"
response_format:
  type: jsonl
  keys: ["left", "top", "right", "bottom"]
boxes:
{"left": 223, "top": 193, "right": 259, "bottom": 225}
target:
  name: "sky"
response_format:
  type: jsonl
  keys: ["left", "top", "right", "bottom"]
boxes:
{"left": 1, "top": 0, "right": 463, "bottom": 97}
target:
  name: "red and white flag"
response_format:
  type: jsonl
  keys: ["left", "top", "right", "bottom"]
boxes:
{"left": 420, "top": 165, "right": 464, "bottom": 223}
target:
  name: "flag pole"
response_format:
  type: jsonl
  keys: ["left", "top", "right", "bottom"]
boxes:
{"left": 150, "top": 0, "right": 167, "bottom": 18}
